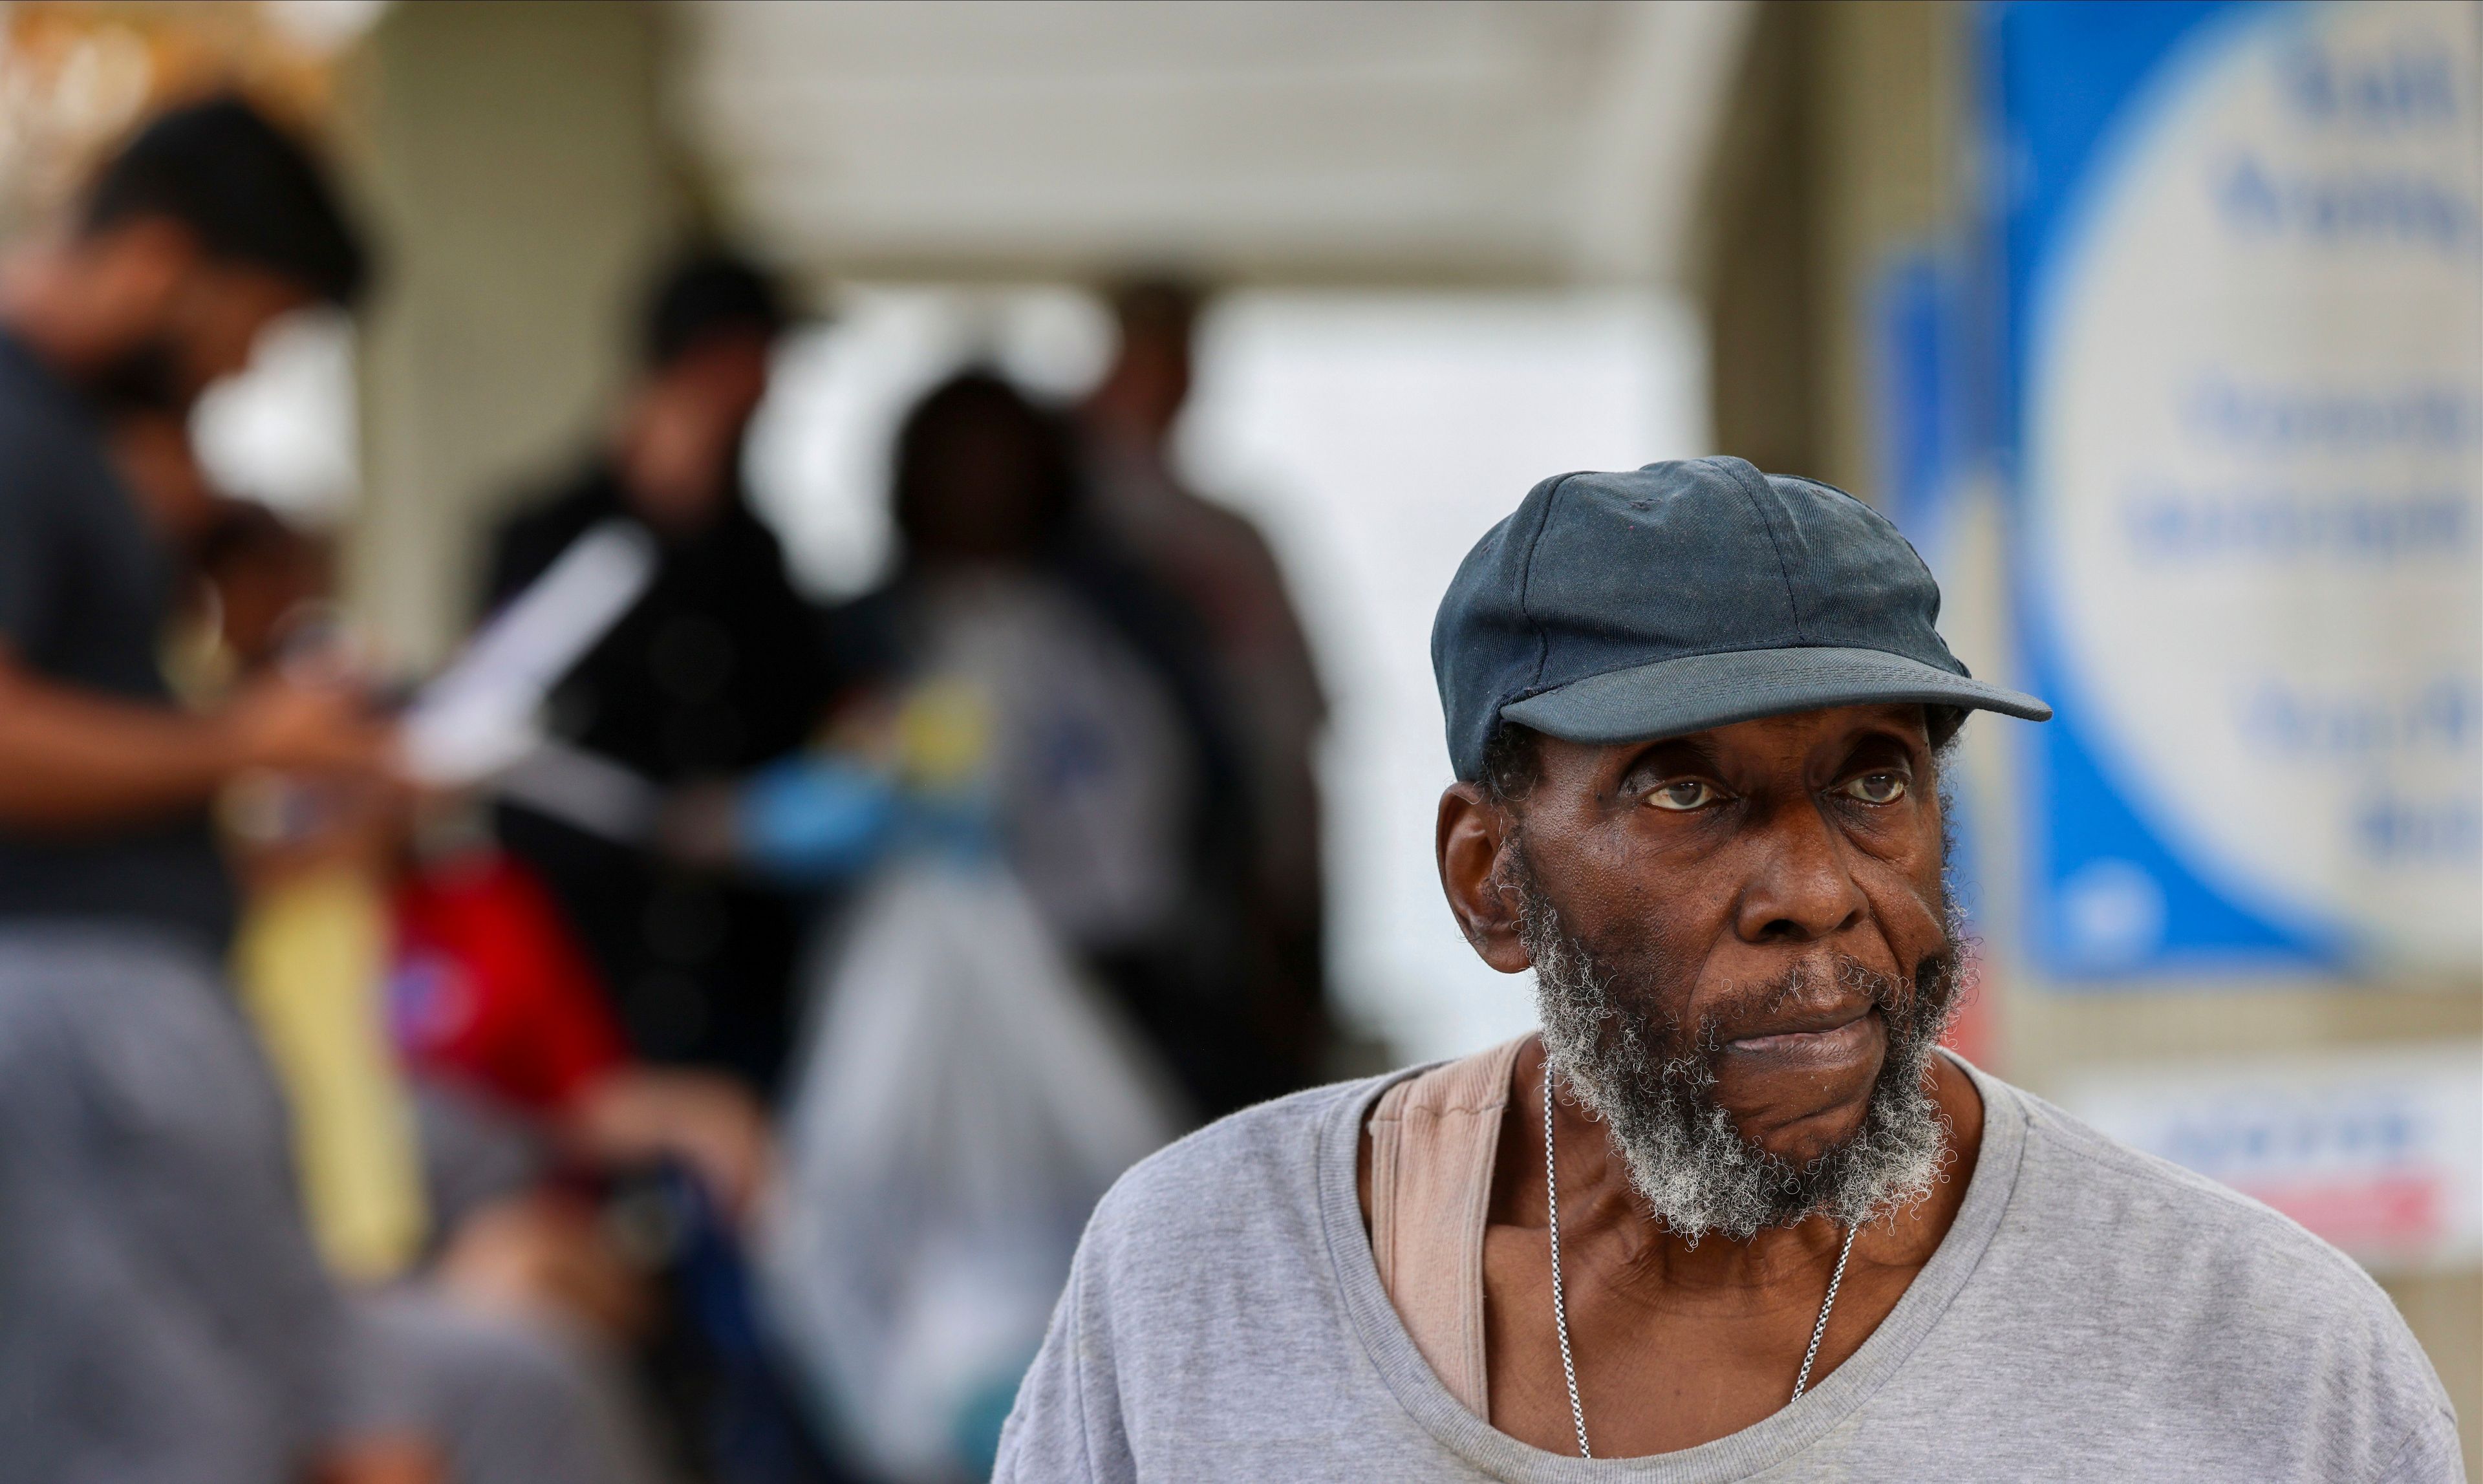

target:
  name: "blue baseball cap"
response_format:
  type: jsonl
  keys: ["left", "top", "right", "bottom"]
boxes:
{"left": 1431, "top": 457, "right": 2050, "bottom": 780}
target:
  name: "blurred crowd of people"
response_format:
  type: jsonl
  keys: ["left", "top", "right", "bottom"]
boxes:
{"left": 0, "top": 94, "right": 1327, "bottom": 1484}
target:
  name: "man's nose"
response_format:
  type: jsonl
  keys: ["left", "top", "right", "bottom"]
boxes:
{"left": 1733, "top": 795, "right": 1867, "bottom": 944}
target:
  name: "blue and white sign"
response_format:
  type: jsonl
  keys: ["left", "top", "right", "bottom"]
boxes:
{"left": 1992, "top": 1, "right": 2482, "bottom": 978}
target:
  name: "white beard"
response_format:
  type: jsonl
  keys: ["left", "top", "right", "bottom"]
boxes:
{"left": 1519, "top": 877, "right": 1958, "bottom": 1244}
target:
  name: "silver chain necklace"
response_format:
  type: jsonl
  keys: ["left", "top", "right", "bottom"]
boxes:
{"left": 1541, "top": 1064, "right": 1857, "bottom": 1459}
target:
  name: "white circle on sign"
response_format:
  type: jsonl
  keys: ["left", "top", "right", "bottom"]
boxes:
{"left": 2028, "top": 2, "right": 2483, "bottom": 971}
{"left": 2060, "top": 859, "right": 2171, "bottom": 969}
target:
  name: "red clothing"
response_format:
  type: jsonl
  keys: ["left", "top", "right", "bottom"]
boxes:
{"left": 391, "top": 851, "right": 628, "bottom": 1112}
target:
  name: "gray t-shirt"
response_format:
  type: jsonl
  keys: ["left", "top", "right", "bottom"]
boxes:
{"left": 997, "top": 1057, "right": 2463, "bottom": 1482}
{"left": 0, "top": 927, "right": 359, "bottom": 1479}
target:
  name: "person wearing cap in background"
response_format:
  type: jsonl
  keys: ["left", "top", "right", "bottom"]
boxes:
{"left": 996, "top": 458, "right": 2462, "bottom": 1481}
{"left": 485, "top": 253, "right": 838, "bottom": 1102}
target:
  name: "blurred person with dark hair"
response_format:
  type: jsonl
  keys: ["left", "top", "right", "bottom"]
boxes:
{"left": 484, "top": 252, "right": 837, "bottom": 1101}
{"left": 830, "top": 368, "right": 1292, "bottom": 1119}
{"left": 0, "top": 95, "right": 377, "bottom": 879}
{"left": 854, "top": 371, "right": 1190, "bottom": 967}
{"left": 1078, "top": 277, "right": 1329, "bottom": 1095}
{"left": 0, "top": 94, "right": 457, "bottom": 1484}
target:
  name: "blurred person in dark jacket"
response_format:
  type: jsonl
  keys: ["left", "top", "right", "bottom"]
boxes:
{"left": 485, "top": 254, "right": 837, "bottom": 1101}
{"left": 1078, "top": 279, "right": 1330, "bottom": 1090}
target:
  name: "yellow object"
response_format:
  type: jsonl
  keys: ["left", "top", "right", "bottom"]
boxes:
{"left": 232, "top": 866, "right": 429, "bottom": 1282}
{"left": 895, "top": 676, "right": 996, "bottom": 795}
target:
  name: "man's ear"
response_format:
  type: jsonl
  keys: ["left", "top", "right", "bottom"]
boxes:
{"left": 1436, "top": 782, "right": 1532, "bottom": 974}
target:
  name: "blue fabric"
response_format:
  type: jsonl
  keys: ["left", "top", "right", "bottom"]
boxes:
{"left": 735, "top": 758, "right": 899, "bottom": 885}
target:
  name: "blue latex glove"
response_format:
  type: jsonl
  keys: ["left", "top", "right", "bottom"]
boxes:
{"left": 735, "top": 755, "right": 899, "bottom": 884}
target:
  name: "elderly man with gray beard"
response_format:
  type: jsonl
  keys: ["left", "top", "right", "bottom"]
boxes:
{"left": 994, "top": 458, "right": 2462, "bottom": 1482}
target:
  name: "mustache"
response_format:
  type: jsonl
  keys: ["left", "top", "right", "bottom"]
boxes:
{"left": 1679, "top": 951, "right": 1953, "bottom": 1058}
{"left": 1498, "top": 830, "right": 1964, "bottom": 1049}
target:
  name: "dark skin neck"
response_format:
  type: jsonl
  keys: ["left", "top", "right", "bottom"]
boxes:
{"left": 1362, "top": 703, "right": 1986, "bottom": 1457}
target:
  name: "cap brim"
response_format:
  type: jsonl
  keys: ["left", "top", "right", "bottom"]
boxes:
{"left": 1498, "top": 645, "right": 2052, "bottom": 748}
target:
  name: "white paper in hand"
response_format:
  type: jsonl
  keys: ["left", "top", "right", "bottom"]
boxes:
{"left": 399, "top": 519, "right": 657, "bottom": 786}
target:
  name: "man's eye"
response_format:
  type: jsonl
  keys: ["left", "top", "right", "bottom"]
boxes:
{"left": 1646, "top": 779, "right": 1721, "bottom": 812}
{"left": 1838, "top": 771, "right": 1908, "bottom": 805}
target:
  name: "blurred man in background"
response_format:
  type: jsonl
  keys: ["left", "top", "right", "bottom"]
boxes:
{"left": 0, "top": 95, "right": 423, "bottom": 1483}
{"left": 486, "top": 255, "right": 838, "bottom": 1102}
{"left": 0, "top": 92, "right": 687, "bottom": 1484}
{"left": 1079, "top": 279, "right": 1329, "bottom": 1095}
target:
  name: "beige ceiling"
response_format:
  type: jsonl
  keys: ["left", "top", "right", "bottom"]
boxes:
{"left": 672, "top": 0, "right": 1751, "bottom": 287}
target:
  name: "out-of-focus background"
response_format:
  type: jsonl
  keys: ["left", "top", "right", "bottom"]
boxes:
{"left": 0, "top": 1, "right": 2473, "bottom": 1478}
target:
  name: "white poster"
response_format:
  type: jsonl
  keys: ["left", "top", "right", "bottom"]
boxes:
{"left": 2061, "top": 1043, "right": 2483, "bottom": 1273}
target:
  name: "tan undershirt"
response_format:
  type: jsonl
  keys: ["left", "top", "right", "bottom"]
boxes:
{"left": 1365, "top": 1035, "right": 1527, "bottom": 1419}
